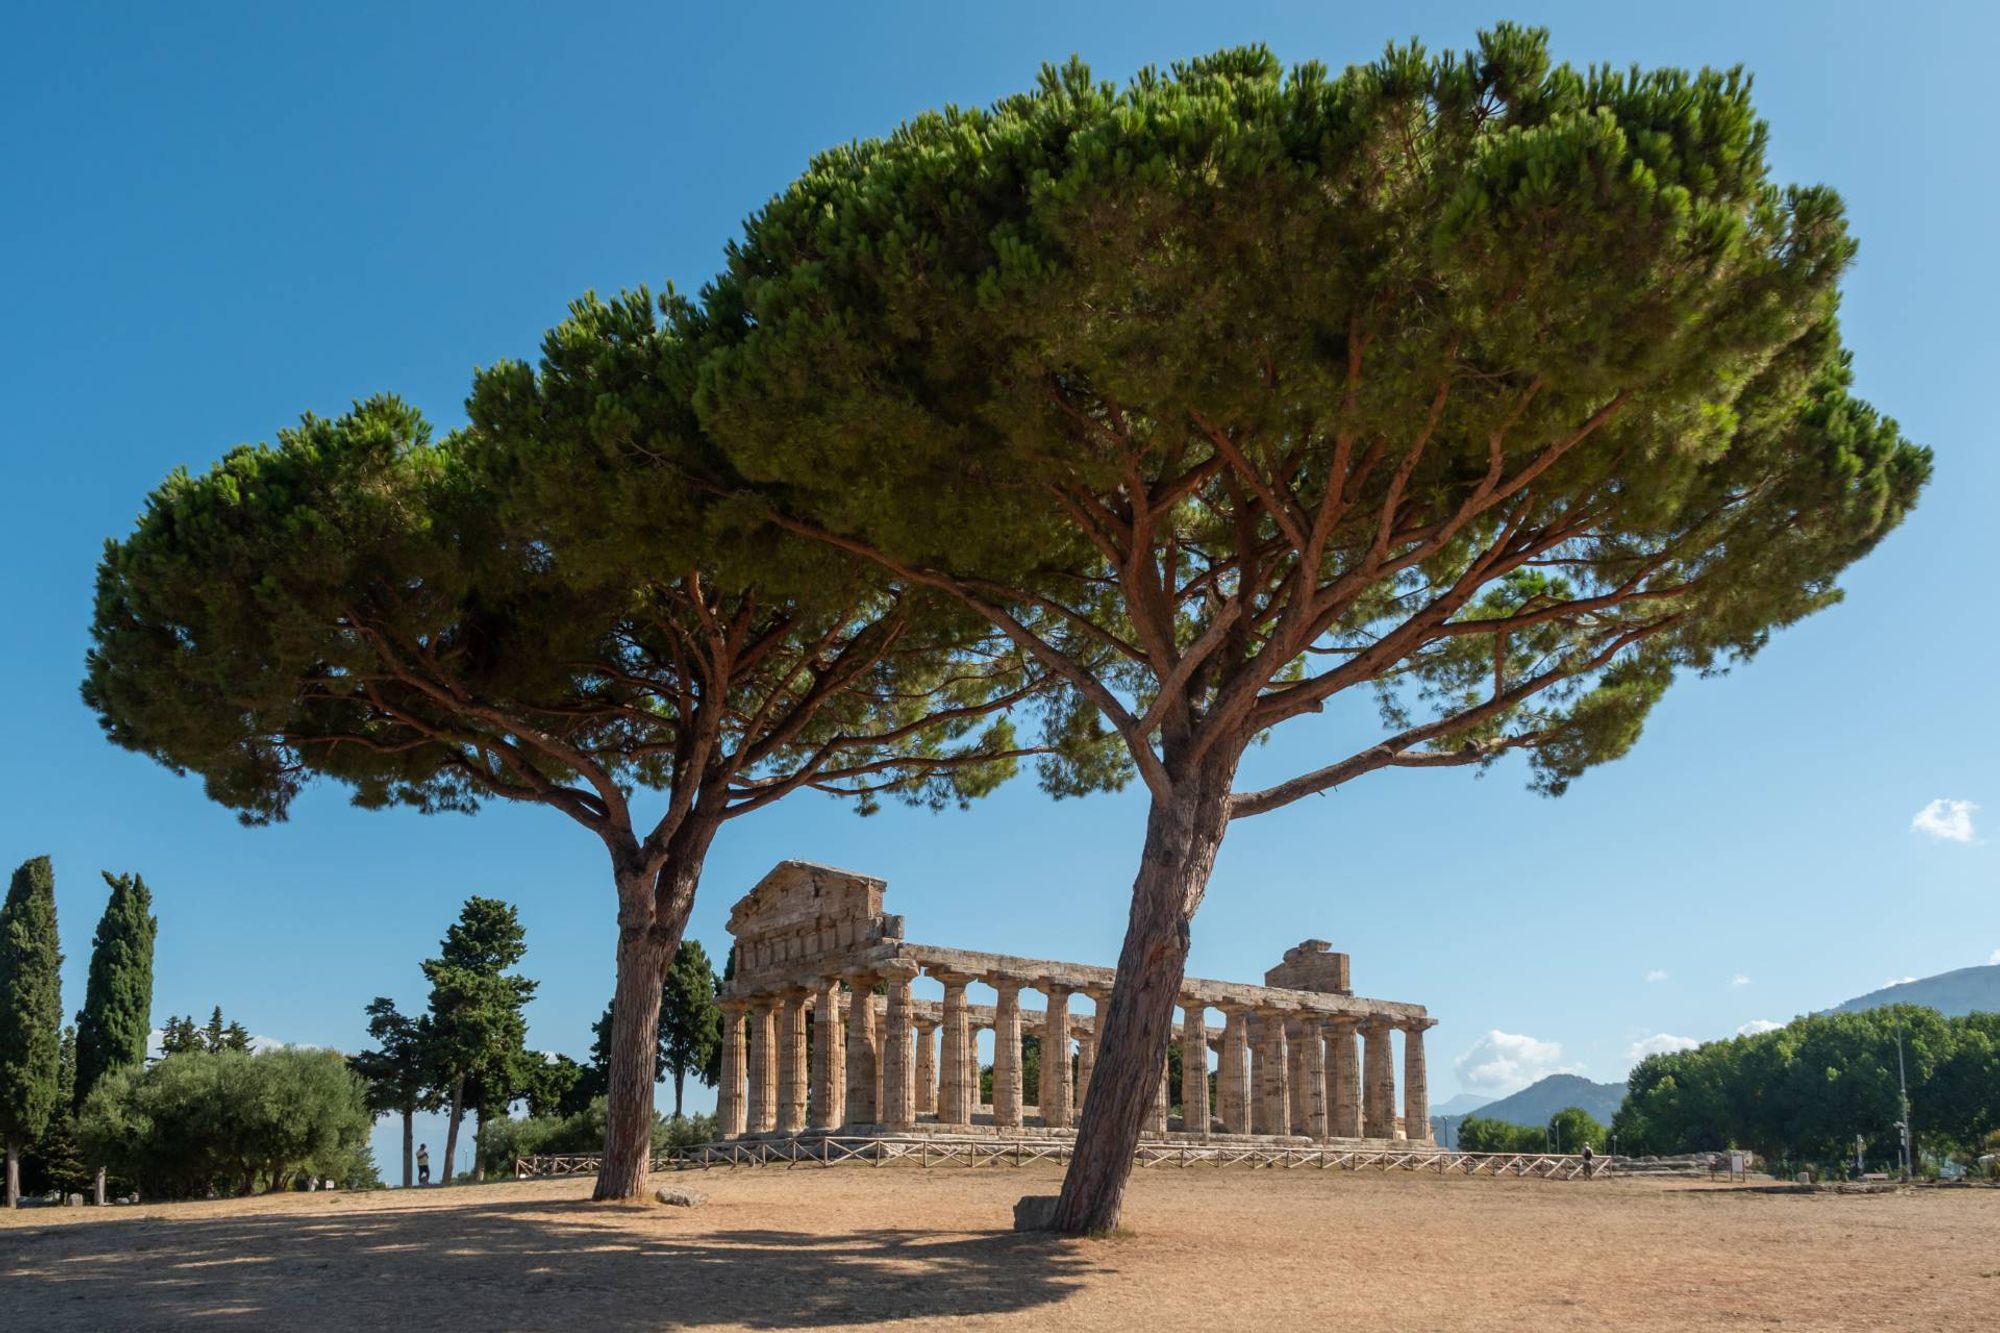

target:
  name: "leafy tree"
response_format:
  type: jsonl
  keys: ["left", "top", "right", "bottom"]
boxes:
{"left": 422, "top": 897, "right": 536, "bottom": 1185}
{"left": 85, "top": 359, "right": 1065, "bottom": 1199}
{"left": 1547, "top": 1106, "right": 1607, "bottom": 1153}
{"left": 74, "top": 870, "right": 157, "bottom": 1202}
{"left": 517, "top": 1052, "right": 587, "bottom": 1120}
{"left": 1, "top": 856, "right": 64, "bottom": 1207}
{"left": 79, "top": 1047, "right": 373, "bottom": 1199}
{"left": 349, "top": 997, "right": 432, "bottom": 1187}
{"left": 689, "top": 31, "right": 1929, "bottom": 1229}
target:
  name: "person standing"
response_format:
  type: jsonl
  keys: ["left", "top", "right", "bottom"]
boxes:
{"left": 417, "top": 1143, "right": 431, "bottom": 1186}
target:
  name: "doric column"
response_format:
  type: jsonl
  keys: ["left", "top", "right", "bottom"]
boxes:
{"left": 1180, "top": 1002, "right": 1210, "bottom": 1137}
{"left": 1248, "top": 1010, "right": 1270, "bottom": 1135}
{"left": 1302, "top": 1018, "right": 1329, "bottom": 1141}
{"left": 747, "top": 999, "right": 777, "bottom": 1133}
{"left": 935, "top": 971, "right": 972, "bottom": 1126}
{"left": 1259, "top": 1010, "right": 1290, "bottom": 1136}
{"left": 1361, "top": 1015, "right": 1396, "bottom": 1139}
{"left": 1402, "top": 1017, "right": 1437, "bottom": 1144}
{"left": 809, "top": 978, "right": 845, "bottom": 1130}
{"left": 843, "top": 974, "right": 878, "bottom": 1127}
{"left": 1219, "top": 1006, "right": 1250, "bottom": 1133}
{"left": 1039, "top": 984, "right": 1072, "bottom": 1129}
{"left": 914, "top": 1018, "right": 939, "bottom": 1116}
{"left": 880, "top": 962, "right": 917, "bottom": 1130}
{"left": 990, "top": 978, "right": 1024, "bottom": 1129}
{"left": 777, "top": 990, "right": 809, "bottom": 1133}
{"left": 718, "top": 1004, "right": 748, "bottom": 1138}
{"left": 1286, "top": 1015, "right": 1311, "bottom": 1135}
{"left": 1329, "top": 1017, "right": 1362, "bottom": 1138}
{"left": 1148, "top": 1052, "right": 1170, "bottom": 1133}
{"left": 1075, "top": 987, "right": 1107, "bottom": 1110}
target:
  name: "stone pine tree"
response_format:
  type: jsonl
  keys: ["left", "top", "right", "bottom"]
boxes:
{"left": 83, "top": 304, "right": 1082, "bottom": 1197}
{"left": 689, "top": 30, "right": 1930, "bottom": 1230}
{"left": 75, "top": 871, "right": 157, "bottom": 1204}
{"left": 350, "top": 997, "right": 432, "bottom": 1188}
{"left": 1, "top": 856, "right": 64, "bottom": 1207}
{"left": 421, "top": 897, "right": 535, "bottom": 1186}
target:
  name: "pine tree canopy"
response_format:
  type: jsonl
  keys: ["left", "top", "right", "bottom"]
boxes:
{"left": 75, "top": 871, "right": 157, "bottom": 1109}
{"left": 689, "top": 26, "right": 1929, "bottom": 807}
{"left": 0, "top": 857, "right": 65, "bottom": 1149}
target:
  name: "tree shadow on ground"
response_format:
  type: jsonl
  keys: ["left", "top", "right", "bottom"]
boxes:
{"left": 0, "top": 1193, "right": 1093, "bottom": 1331}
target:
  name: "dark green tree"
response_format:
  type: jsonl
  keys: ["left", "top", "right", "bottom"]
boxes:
{"left": 350, "top": 997, "right": 433, "bottom": 1187}
{"left": 23, "top": 1025, "right": 89, "bottom": 1198}
{"left": 84, "top": 363, "right": 1064, "bottom": 1198}
{"left": 659, "top": 940, "right": 720, "bottom": 1119}
{"left": 421, "top": 897, "right": 535, "bottom": 1185}
{"left": 1, "top": 856, "right": 64, "bottom": 1207}
{"left": 1547, "top": 1106, "right": 1607, "bottom": 1154}
{"left": 74, "top": 870, "right": 157, "bottom": 1202}
{"left": 690, "top": 31, "right": 1929, "bottom": 1229}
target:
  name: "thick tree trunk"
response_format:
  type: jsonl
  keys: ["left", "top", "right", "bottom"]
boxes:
{"left": 441, "top": 1077, "right": 464, "bottom": 1188}
{"left": 4, "top": 1142, "right": 17, "bottom": 1208}
{"left": 593, "top": 822, "right": 716, "bottom": 1203}
{"left": 672, "top": 1068, "right": 685, "bottom": 1121}
{"left": 401, "top": 1110, "right": 414, "bottom": 1189}
{"left": 593, "top": 920, "right": 675, "bottom": 1200}
{"left": 1049, "top": 764, "right": 1234, "bottom": 1235}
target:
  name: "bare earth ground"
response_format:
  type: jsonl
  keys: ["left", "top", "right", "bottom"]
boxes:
{"left": 2, "top": 1167, "right": 1994, "bottom": 1331}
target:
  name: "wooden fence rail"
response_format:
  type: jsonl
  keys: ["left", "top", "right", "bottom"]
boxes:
{"left": 517, "top": 1140, "right": 1615, "bottom": 1180}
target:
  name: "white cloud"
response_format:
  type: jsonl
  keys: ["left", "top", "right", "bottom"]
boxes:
{"left": 1625, "top": 1033, "right": 1699, "bottom": 1063}
{"left": 1645, "top": 969, "right": 1669, "bottom": 983}
{"left": 1883, "top": 976, "right": 1916, "bottom": 989}
{"left": 1912, "top": 798, "right": 1978, "bottom": 844}
{"left": 1454, "top": 1030, "right": 1581, "bottom": 1095}
{"left": 1730, "top": 974, "right": 1751, "bottom": 988}
{"left": 1737, "top": 1019, "right": 1783, "bottom": 1037}
{"left": 1990, "top": 948, "right": 2000, "bottom": 966}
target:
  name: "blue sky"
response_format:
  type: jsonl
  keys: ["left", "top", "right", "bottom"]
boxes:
{"left": 3, "top": 2, "right": 1993, "bottom": 1177}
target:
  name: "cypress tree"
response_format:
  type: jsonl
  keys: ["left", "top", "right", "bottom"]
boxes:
{"left": 0, "top": 856, "right": 64, "bottom": 1207}
{"left": 75, "top": 872, "right": 156, "bottom": 1108}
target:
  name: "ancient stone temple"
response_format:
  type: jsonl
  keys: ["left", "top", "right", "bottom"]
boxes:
{"left": 713, "top": 861, "right": 1437, "bottom": 1146}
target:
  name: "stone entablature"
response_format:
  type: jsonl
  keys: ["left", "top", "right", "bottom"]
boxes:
{"left": 713, "top": 860, "right": 1436, "bottom": 1148}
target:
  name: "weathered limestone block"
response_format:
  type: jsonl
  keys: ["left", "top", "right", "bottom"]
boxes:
{"left": 913, "top": 1017, "right": 939, "bottom": 1117}
{"left": 747, "top": 1002, "right": 777, "bottom": 1133}
{"left": 881, "top": 962, "right": 918, "bottom": 1130}
{"left": 1402, "top": 1016, "right": 1437, "bottom": 1144}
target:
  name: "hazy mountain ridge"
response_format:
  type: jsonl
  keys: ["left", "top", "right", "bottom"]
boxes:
{"left": 1826, "top": 964, "right": 2000, "bottom": 1018}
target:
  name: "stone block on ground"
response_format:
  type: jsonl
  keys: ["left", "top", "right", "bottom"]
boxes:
{"left": 1012, "top": 1194, "right": 1060, "bottom": 1232}
{"left": 654, "top": 1186, "right": 707, "bottom": 1207}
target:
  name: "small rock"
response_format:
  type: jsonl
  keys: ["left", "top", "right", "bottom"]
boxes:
{"left": 1012, "top": 1195, "right": 1060, "bottom": 1232}
{"left": 64, "top": 1193, "right": 83, "bottom": 1207}
{"left": 654, "top": 1187, "right": 706, "bottom": 1207}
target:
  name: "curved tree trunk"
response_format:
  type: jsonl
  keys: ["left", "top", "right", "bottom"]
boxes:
{"left": 1049, "top": 761, "right": 1234, "bottom": 1235}
{"left": 593, "top": 829, "right": 713, "bottom": 1203}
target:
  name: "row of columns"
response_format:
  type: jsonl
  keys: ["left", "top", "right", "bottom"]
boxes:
{"left": 717, "top": 972, "right": 1434, "bottom": 1144}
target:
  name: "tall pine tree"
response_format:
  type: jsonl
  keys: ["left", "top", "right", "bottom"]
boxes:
{"left": 422, "top": 897, "right": 535, "bottom": 1186}
{"left": 351, "top": 997, "right": 431, "bottom": 1188}
{"left": 1, "top": 856, "right": 64, "bottom": 1207}
{"left": 75, "top": 872, "right": 156, "bottom": 1203}
{"left": 75, "top": 875, "right": 156, "bottom": 1103}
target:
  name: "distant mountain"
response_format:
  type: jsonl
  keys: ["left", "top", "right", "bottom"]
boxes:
{"left": 1431, "top": 1073, "right": 1627, "bottom": 1145}
{"left": 1433, "top": 1091, "right": 1492, "bottom": 1116}
{"left": 1827, "top": 965, "right": 2000, "bottom": 1019}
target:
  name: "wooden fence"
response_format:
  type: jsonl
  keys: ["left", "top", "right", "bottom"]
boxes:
{"left": 517, "top": 1138, "right": 1614, "bottom": 1180}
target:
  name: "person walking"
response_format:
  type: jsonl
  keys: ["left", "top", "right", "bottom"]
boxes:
{"left": 417, "top": 1143, "right": 431, "bottom": 1187}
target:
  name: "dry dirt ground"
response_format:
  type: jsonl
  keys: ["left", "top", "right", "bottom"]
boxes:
{"left": 2, "top": 1166, "right": 1994, "bottom": 1331}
